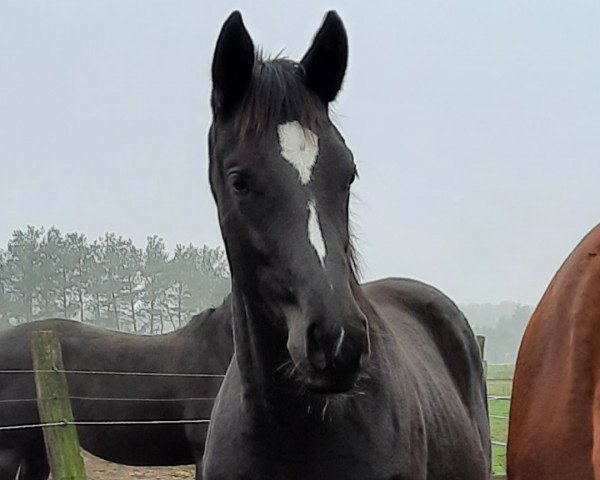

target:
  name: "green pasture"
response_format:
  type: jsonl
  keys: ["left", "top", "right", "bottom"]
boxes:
{"left": 487, "top": 364, "right": 514, "bottom": 478}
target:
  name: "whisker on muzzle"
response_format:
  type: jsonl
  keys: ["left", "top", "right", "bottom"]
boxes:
{"left": 334, "top": 326, "right": 345, "bottom": 358}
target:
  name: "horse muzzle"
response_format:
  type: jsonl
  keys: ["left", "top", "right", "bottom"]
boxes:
{"left": 289, "top": 315, "right": 370, "bottom": 394}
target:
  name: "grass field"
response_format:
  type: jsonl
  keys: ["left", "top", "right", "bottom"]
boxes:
{"left": 487, "top": 364, "right": 515, "bottom": 380}
{"left": 487, "top": 364, "right": 514, "bottom": 477}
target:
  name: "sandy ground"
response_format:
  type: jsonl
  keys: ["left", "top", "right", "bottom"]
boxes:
{"left": 65, "top": 451, "right": 196, "bottom": 479}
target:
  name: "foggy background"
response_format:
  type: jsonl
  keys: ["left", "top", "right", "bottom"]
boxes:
{"left": 1, "top": 1, "right": 599, "bottom": 360}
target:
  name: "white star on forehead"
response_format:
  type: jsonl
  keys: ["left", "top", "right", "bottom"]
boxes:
{"left": 277, "top": 120, "right": 327, "bottom": 268}
{"left": 277, "top": 120, "right": 319, "bottom": 184}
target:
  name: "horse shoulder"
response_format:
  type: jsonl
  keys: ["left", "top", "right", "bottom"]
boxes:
{"left": 509, "top": 224, "right": 600, "bottom": 476}
{"left": 362, "top": 278, "right": 486, "bottom": 411}
{"left": 518, "top": 223, "right": 600, "bottom": 369}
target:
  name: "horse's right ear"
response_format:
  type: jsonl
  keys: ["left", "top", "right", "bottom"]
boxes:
{"left": 211, "top": 11, "right": 254, "bottom": 117}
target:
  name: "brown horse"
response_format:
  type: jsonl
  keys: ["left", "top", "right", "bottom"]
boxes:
{"left": 508, "top": 223, "right": 600, "bottom": 479}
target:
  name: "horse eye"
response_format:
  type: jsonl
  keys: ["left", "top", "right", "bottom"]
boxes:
{"left": 229, "top": 172, "right": 249, "bottom": 193}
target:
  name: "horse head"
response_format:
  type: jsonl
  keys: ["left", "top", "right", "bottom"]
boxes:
{"left": 208, "top": 11, "right": 370, "bottom": 394}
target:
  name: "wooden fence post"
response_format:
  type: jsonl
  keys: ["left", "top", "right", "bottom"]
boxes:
{"left": 31, "top": 330, "right": 87, "bottom": 480}
{"left": 476, "top": 335, "right": 485, "bottom": 359}
{"left": 476, "top": 335, "right": 487, "bottom": 378}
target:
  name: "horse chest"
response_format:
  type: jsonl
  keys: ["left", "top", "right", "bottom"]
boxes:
{"left": 203, "top": 443, "right": 413, "bottom": 480}
{"left": 203, "top": 399, "right": 425, "bottom": 480}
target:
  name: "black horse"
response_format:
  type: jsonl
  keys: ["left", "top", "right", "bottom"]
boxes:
{"left": 0, "top": 297, "right": 233, "bottom": 479}
{"left": 202, "top": 11, "right": 491, "bottom": 480}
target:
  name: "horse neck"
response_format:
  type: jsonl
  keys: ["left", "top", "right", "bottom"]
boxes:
{"left": 174, "top": 299, "right": 234, "bottom": 373}
{"left": 183, "top": 298, "right": 232, "bottom": 340}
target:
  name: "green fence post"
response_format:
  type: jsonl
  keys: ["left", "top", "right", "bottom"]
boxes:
{"left": 31, "top": 330, "right": 87, "bottom": 480}
{"left": 476, "top": 335, "right": 487, "bottom": 378}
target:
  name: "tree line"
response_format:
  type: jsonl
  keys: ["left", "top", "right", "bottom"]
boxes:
{"left": 462, "top": 302, "right": 533, "bottom": 364}
{"left": 0, "top": 226, "right": 230, "bottom": 334}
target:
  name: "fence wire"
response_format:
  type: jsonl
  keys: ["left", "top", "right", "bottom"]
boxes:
{"left": 488, "top": 393, "right": 510, "bottom": 449}
{"left": 0, "top": 418, "right": 211, "bottom": 432}
{"left": 0, "top": 366, "right": 221, "bottom": 431}
{"left": 0, "top": 368, "right": 225, "bottom": 378}
{"left": 0, "top": 395, "right": 216, "bottom": 404}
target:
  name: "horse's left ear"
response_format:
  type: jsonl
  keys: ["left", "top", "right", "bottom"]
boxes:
{"left": 300, "top": 11, "right": 348, "bottom": 104}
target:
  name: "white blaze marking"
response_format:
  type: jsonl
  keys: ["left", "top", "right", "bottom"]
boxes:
{"left": 277, "top": 121, "right": 326, "bottom": 268}
{"left": 277, "top": 121, "right": 319, "bottom": 184}
{"left": 307, "top": 200, "right": 327, "bottom": 266}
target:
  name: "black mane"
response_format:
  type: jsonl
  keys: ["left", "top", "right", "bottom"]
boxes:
{"left": 231, "top": 55, "right": 324, "bottom": 137}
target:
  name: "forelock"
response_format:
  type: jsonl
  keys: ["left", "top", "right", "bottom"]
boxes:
{"left": 234, "top": 54, "right": 325, "bottom": 138}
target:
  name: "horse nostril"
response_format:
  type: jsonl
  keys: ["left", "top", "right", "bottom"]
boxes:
{"left": 306, "top": 324, "right": 327, "bottom": 370}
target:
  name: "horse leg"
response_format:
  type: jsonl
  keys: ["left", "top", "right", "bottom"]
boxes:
{"left": 195, "top": 462, "right": 203, "bottom": 480}
{"left": 18, "top": 461, "right": 49, "bottom": 480}
{"left": 18, "top": 445, "right": 49, "bottom": 480}
{"left": 186, "top": 429, "right": 205, "bottom": 480}
{"left": 0, "top": 449, "right": 20, "bottom": 479}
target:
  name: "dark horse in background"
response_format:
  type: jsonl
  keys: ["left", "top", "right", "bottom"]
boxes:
{"left": 0, "top": 297, "right": 233, "bottom": 479}
{"left": 203, "top": 11, "right": 490, "bottom": 480}
{"left": 508, "top": 223, "right": 600, "bottom": 479}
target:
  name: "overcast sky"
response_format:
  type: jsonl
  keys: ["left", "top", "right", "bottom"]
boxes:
{"left": 1, "top": 1, "right": 598, "bottom": 305}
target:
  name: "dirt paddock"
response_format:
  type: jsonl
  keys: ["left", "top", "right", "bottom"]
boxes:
{"left": 50, "top": 451, "right": 195, "bottom": 479}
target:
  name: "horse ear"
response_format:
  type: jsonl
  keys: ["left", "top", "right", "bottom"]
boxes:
{"left": 300, "top": 11, "right": 348, "bottom": 104}
{"left": 211, "top": 11, "right": 255, "bottom": 116}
